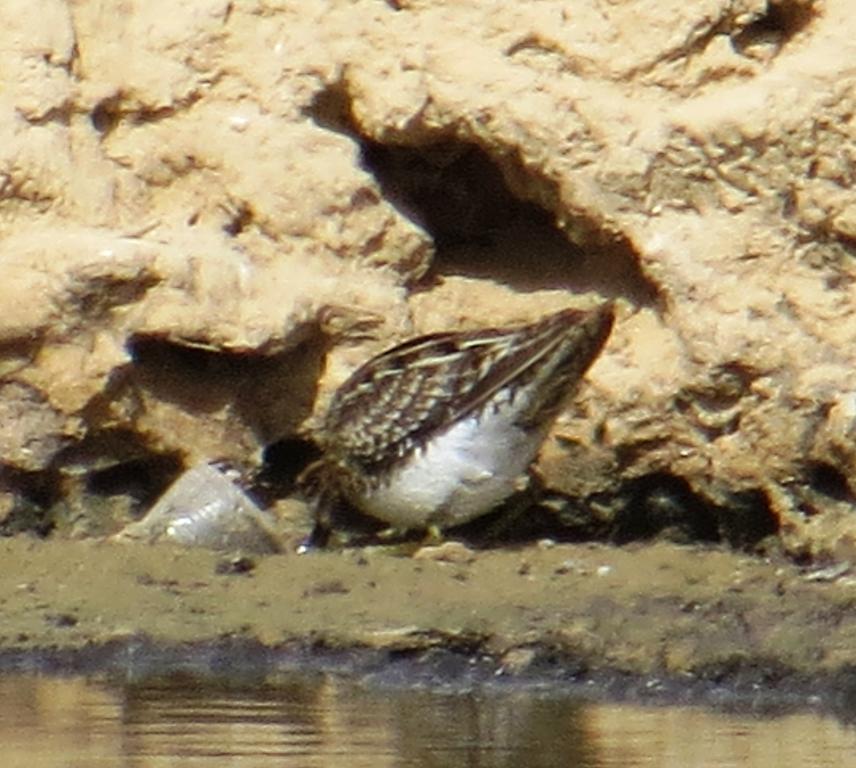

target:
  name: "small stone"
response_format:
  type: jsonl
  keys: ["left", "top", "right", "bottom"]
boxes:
{"left": 413, "top": 540, "right": 476, "bottom": 563}
{"left": 303, "top": 579, "right": 350, "bottom": 597}
{"left": 832, "top": 206, "right": 856, "bottom": 241}
{"left": 215, "top": 555, "right": 258, "bottom": 576}
{"left": 45, "top": 613, "right": 78, "bottom": 628}
{"left": 804, "top": 561, "right": 851, "bottom": 582}
{"left": 498, "top": 646, "right": 537, "bottom": 675}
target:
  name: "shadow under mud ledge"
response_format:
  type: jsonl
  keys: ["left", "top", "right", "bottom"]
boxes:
{"left": 305, "top": 84, "right": 662, "bottom": 308}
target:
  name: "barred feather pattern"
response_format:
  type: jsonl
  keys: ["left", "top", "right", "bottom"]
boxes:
{"left": 316, "top": 302, "right": 615, "bottom": 493}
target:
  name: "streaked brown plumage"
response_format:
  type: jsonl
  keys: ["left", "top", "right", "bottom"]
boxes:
{"left": 300, "top": 302, "right": 615, "bottom": 546}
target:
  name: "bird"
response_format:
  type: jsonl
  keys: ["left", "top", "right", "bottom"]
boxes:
{"left": 299, "top": 301, "right": 615, "bottom": 547}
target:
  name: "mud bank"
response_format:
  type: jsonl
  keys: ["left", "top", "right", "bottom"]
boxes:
{"left": 4, "top": 537, "right": 856, "bottom": 712}
{"left": 3, "top": 1, "right": 856, "bottom": 715}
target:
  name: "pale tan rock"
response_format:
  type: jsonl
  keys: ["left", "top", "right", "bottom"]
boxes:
{"left": 0, "top": 381, "right": 76, "bottom": 471}
{"left": 413, "top": 541, "right": 477, "bottom": 565}
{"left": 0, "top": 0, "right": 854, "bottom": 559}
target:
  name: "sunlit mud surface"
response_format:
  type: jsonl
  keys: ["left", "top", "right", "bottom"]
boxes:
{"left": 2, "top": 674, "right": 855, "bottom": 768}
{"left": 4, "top": 537, "right": 856, "bottom": 691}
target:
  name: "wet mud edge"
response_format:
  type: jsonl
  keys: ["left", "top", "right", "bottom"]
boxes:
{"left": 3, "top": 537, "right": 856, "bottom": 717}
{"left": 3, "top": 634, "right": 856, "bottom": 721}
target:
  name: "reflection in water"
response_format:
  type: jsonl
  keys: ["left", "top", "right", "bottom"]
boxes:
{"left": 1, "top": 675, "right": 855, "bottom": 767}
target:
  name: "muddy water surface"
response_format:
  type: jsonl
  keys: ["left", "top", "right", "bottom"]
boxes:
{"left": 3, "top": 674, "right": 856, "bottom": 767}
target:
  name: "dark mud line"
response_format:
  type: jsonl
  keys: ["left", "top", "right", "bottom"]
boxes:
{"left": 3, "top": 636, "right": 856, "bottom": 722}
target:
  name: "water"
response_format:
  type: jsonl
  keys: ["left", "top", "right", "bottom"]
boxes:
{"left": 2, "top": 674, "right": 856, "bottom": 767}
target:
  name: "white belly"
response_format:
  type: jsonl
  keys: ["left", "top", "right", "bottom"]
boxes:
{"left": 349, "top": 407, "right": 546, "bottom": 530}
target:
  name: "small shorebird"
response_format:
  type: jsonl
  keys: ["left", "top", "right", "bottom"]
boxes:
{"left": 300, "top": 302, "right": 615, "bottom": 546}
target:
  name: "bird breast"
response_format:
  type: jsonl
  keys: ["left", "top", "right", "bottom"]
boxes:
{"left": 348, "top": 398, "right": 547, "bottom": 530}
